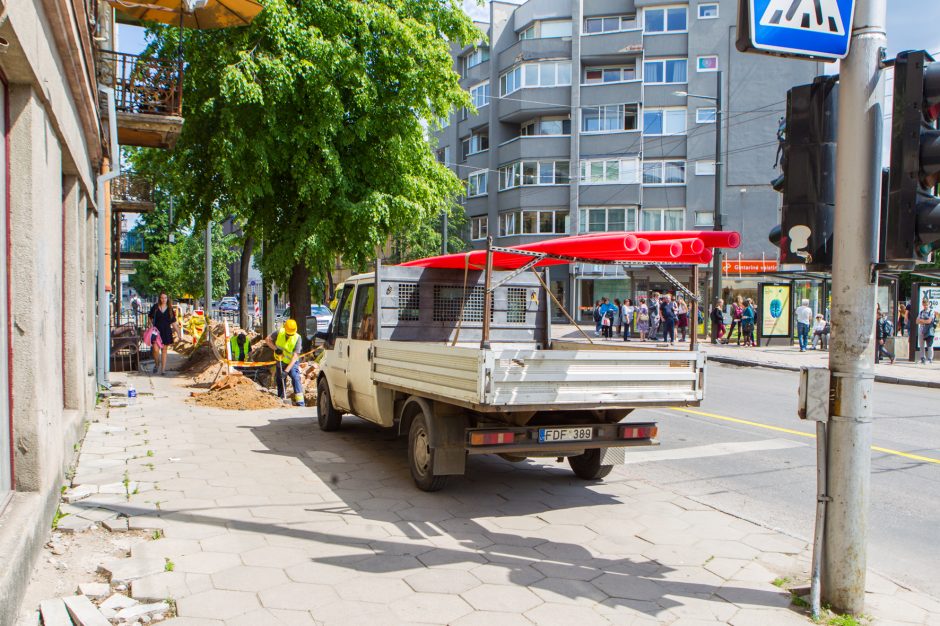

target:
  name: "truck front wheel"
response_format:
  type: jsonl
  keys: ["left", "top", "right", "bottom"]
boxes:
{"left": 568, "top": 449, "right": 613, "bottom": 480}
{"left": 408, "top": 412, "right": 448, "bottom": 492}
{"left": 317, "top": 378, "right": 343, "bottom": 431}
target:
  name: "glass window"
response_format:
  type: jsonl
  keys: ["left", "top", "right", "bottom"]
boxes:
{"left": 541, "top": 20, "right": 572, "bottom": 38}
{"left": 695, "top": 211, "right": 714, "bottom": 227}
{"left": 555, "top": 211, "right": 569, "bottom": 233}
{"left": 667, "top": 7, "right": 687, "bottom": 31}
{"left": 554, "top": 161, "right": 570, "bottom": 184}
{"left": 643, "top": 109, "right": 686, "bottom": 135}
{"left": 608, "top": 208, "right": 625, "bottom": 230}
{"left": 525, "top": 64, "right": 539, "bottom": 86}
{"left": 643, "top": 162, "right": 663, "bottom": 185}
{"left": 644, "top": 8, "right": 665, "bottom": 33}
{"left": 664, "top": 209, "right": 684, "bottom": 230}
{"left": 696, "top": 107, "right": 717, "bottom": 123}
{"left": 695, "top": 160, "right": 716, "bottom": 176}
{"left": 333, "top": 285, "right": 354, "bottom": 339}
{"left": 603, "top": 68, "right": 621, "bottom": 82}
{"left": 589, "top": 208, "right": 606, "bottom": 232}
{"left": 664, "top": 161, "right": 686, "bottom": 184}
{"left": 666, "top": 59, "right": 688, "bottom": 83}
{"left": 351, "top": 284, "right": 376, "bottom": 341}
{"left": 621, "top": 158, "right": 640, "bottom": 184}
{"left": 470, "top": 82, "right": 490, "bottom": 108}
{"left": 585, "top": 69, "right": 603, "bottom": 83}
{"left": 580, "top": 207, "right": 637, "bottom": 232}
{"left": 467, "top": 171, "right": 488, "bottom": 196}
{"left": 465, "top": 47, "right": 490, "bottom": 70}
{"left": 557, "top": 62, "right": 572, "bottom": 85}
{"left": 643, "top": 110, "right": 663, "bottom": 135}
{"left": 640, "top": 208, "right": 684, "bottom": 231}
{"left": 539, "top": 162, "right": 554, "bottom": 185}
{"left": 522, "top": 211, "right": 538, "bottom": 234}
{"left": 500, "top": 211, "right": 517, "bottom": 236}
{"left": 644, "top": 61, "right": 664, "bottom": 83}
{"left": 519, "top": 26, "right": 536, "bottom": 40}
{"left": 540, "top": 63, "right": 556, "bottom": 86}
{"left": 585, "top": 18, "right": 603, "bottom": 34}
{"left": 522, "top": 161, "right": 538, "bottom": 185}
{"left": 471, "top": 216, "right": 488, "bottom": 240}
{"left": 640, "top": 210, "right": 660, "bottom": 231}
{"left": 500, "top": 67, "right": 522, "bottom": 95}
{"left": 697, "top": 56, "right": 719, "bottom": 72}
{"left": 698, "top": 3, "right": 719, "bottom": 19}
{"left": 539, "top": 211, "right": 554, "bottom": 234}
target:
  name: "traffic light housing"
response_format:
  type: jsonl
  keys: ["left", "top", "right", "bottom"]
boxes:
{"left": 770, "top": 77, "right": 838, "bottom": 270}
{"left": 883, "top": 50, "right": 940, "bottom": 265}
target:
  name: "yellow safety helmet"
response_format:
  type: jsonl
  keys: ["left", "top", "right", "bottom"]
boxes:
{"left": 284, "top": 319, "right": 298, "bottom": 335}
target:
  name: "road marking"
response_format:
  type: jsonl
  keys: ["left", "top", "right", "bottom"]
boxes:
{"left": 621, "top": 438, "right": 803, "bottom": 464}
{"left": 670, "top": 408, "right": 940, "bottom": 466}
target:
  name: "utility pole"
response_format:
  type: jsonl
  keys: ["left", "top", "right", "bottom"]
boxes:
{"left": 823, "top": 0, "right": 886, "bottom": 614}
{"left": 205, "top": 221, "right": 213, "bottom": 318}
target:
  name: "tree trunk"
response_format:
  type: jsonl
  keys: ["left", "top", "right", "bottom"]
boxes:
{"left": 325, "top": 262, "right": 335, "bottom": 304}
{"left": 238, "top": 234, "right": 254, "bottom": 329}
{"left": 287, "top": 261, "right": 311, "bottom": 329}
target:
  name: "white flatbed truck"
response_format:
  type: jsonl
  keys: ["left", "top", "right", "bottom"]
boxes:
{"left": 316, "top": 261, "right": 706, "bottom": 491}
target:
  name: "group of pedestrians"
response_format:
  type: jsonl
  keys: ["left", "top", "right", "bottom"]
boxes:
{"left": 591, "top": 292, "right": 691, "bottom": 345}
{"left": 710, "top": 296, "right": 756, "bottom": 347}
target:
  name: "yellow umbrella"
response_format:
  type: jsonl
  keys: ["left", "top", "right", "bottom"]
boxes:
{"left": 109, "top": 0, "right": 263, "bottom": 30}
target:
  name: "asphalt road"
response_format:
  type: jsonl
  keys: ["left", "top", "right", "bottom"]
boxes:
{"left": 624, "top": 362, "right": 940, "bottom": 597}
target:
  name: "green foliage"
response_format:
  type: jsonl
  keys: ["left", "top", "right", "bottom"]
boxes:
{"left": 133, "top": 0, "right": 479, "bottom": 294}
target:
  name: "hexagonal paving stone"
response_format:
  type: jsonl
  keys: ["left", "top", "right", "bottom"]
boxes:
{"left": 531, "top": 577, "right": 609, "bottom": 606}
{"left": 525, "top": 602, "right": 611, "bottom": 626}
{"left": 404, "top": 568, "right": 481, "bottom": 594}
{"left": 199, "top": 532, "right": 268, "bottom": 554}
{"left": 259, "top": 582, "right": 339, "bottom": 611}
{"left": 241, "top": 546, "right": 314, "bottom": 568}
{"left": 173, "top": 551, "right": 241, "bottom": 575}
{"left": 336, "top": 576, "right": 413, "bottom": 604}
{"left": 450, "top": 611, "right": 534, "bottom": 626}
{"left": 285, "top": 560, "right": 364, "bottom": 584}
{"left": 461, "top": 583, "right": 543, "bottom": 612}
{"left": 176, "top": 589, "right": 261, "bottom": 620}
{"left": 728, "top": 607, "right": 814, "bottom": 626}
{"left": 389, "top": 592, "right": 474, "bottom": 624}
{"left": 131, "top": 539, "right": 202, "bottom": 560}
{"left": 592, "top": 573, "right": 669, "bottom": 602}
{"left": 470, "top": 563, "right": 545, "bottom": 587}
{"left": 212, "top": 565, "right": 288, "bottom": 592}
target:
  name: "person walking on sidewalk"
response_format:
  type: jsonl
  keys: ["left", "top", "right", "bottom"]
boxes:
{"left": 599, "top": 297, "right": 616, "bottom": 340}
{"left": 676, "top": 295, "right": 689, "bottom": 342}
{"left": 148, "top": 292, "right": 180, "bottom": 375}
{"left": 613, "top": 298, "right": 623, "bottom": 337}
{"left": 622, "top": 298, "right": 635, "bottom": 341}
{"left": 741, "top": 298, "right": 756, "bottom": 347}
{"left": 710, "top": 299, "right": 725, "bottom": 344}
{"left": 897, "top": 303, "right": 908, "bottom": 336}
{"left": 795, "top": 299, "right": 813, "bottom": 352}
{"left": 875, "top": 309, "right": 895, "bottom": 364}
{"left": 660, "top": 294, "right": 677, "bottom": 345}
{"left": 647, "top": 293, "right": 661, "bottom": 341}
{"left": 265, "top": 319, "right": 305, "bottom": 406}
{"left": 916, "top": 299, "right": 936, "bottom": 364}
{"left": 636, "top": 298, "right": 650, "bottom": 341}
{"left": 810, "top": 314, "right": 829, "bottom": 350}
{"left": 724, "top": 296, "right": 744, "bottom": 345}
{"left": 592, "top": 300, "right": 603, "bottom": 336}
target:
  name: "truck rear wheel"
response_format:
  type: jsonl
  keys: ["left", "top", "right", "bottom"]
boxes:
{"left": 408, "top": 412, "right": 448, "bottom": 492}
{"left": 568, "top": 449, "right": 613, "bottom": 480}
{"left": 317, "top": 378, "right": 343, "bottom": 431}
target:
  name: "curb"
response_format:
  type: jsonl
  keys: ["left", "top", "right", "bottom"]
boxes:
{"left": 706, "top": 354, "right": 940, "bottom": 389}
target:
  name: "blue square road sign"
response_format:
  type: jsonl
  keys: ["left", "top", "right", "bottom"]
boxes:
{"left": 739, "top": 0, "right": 856, "bottom": 61}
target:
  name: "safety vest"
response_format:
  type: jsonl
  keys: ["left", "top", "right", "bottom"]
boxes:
{"left": 275, "top": 329, "right": 300, "bottom": 364}
{"left": 230, "top": 335, "right": 249, "bottom": 362}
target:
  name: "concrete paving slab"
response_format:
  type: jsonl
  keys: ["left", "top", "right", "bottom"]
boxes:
{"left": 61, "top": 595, "right": 111, "bottom": 626}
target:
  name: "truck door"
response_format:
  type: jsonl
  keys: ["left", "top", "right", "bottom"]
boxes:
{"left": 348, "top": 283, "right": 382, "bottom": 423}
{"left": 325, "top": 284, "right": 354, "bottom": 411}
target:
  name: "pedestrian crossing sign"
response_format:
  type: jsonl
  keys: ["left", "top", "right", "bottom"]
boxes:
{"left": 737, "top": 0, "right": 855, "bottom": 61}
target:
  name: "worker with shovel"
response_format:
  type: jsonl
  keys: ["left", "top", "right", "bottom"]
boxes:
{"left": 264, "top": 319, "right": 305, "bottom": 406}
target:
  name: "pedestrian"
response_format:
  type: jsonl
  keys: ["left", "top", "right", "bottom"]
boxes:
{"left": 795, "top": 298, "right": 813, "bottom": 352}
{"left": 724, "top": 296, "right": 744, "bottom": 345}
{"left": 131, "top": 294, "right": 141, "bottom": 322}
{"left": 875, "top": 309, "right": 895, "bottom": 364}
{"left": 897, "top": 303, "right": 908, "bottom": 336}
{"left": 622, "top": 298, "right": 635, "bottom": 341}
{"left": 810, "top": 314, "right": 829, "bottom": 350}
{"left": 648, "top": 292, "right": 661, "bottom": 341}
{"left": 710, "top": 299, "right": 725, "bottom": 344}
{"left": 593, "top": 300, "right": 602, "bottom": 336}
{"left": 660, "top": 294, "right": 677, "bottom": 345}
{"left": 916, "top": 299, "right": 936, "bottom": 364}
{"left": 741, "top": 298, "right": 756, "bottom": 347}
{"left": 636, "top": 298, "right": 650, "bottom": 341}
{"left": 676, "top": 295, "right": 689, "bottom": 342}
{"left": 599, "top": 297, "right": 615, "bottom": 340}
{"left": 613, "top": 298, "right": 622, "bottom": 337}
{"left": 264, "top": 318, "right": 305, "bottom": 406}
{"left": 148, "top": 292, "right": 180, "bottom": 375}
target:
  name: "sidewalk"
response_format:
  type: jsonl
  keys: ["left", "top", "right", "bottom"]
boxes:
{"left": 552, "top": 325, "right": 940, "bottom": 389}
{"left": 16, "top": 366, "right": 940, "bottom": 625}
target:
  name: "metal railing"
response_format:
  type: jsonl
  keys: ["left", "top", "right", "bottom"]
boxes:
{"left": 97, "top": 49, "right": 183, "bottom": 116}
{"left": 112, "top": 174, "right": 154, "bottom": 206}
{"left": 120, "top": 233, "right": 147, "bottom": 255}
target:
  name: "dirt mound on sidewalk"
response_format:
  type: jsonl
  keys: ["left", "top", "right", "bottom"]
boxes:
{"left": 191, "top": 373, "right": 284, "bottom": 410}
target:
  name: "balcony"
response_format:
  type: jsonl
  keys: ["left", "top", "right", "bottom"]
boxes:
{"left": 580, "top": 30, "right": 643, "bottom": 64}
{"left": 97, "top": 50, "right": 184, "bottom": 149}
{"left": 119, "top": 232, "right": 149, "bottom": 261}
{"left": 111, "top": 174, "right": 155, "bottom": 213}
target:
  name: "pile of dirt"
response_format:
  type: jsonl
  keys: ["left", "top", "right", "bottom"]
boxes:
{"left": 191, "top": 373, "right": 284, "bottom": 410}
{"left": 300, "top": 361, "right": 320, "bottom": 405}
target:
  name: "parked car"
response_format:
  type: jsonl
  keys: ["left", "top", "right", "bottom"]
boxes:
{"left": 219, "top": 297, "right": 239, "bottom": 313}
{"left": 310, "top": 304, "right": 333, "bottom": 332}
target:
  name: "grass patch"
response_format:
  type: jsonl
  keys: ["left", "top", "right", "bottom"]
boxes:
{"left": 146, "top": 450, "right": 154, "bottom": 457}
{"left": 791, "top": 593, "right": 809, "bottom": 608}
{"left": 772, "top": 576, "right": 791, "bottom": 588}
{"left": 51, "top": 506, "right": 66, "bottom": 530}
{"left": 152, "top": 529, "right": 165, "bottom": 540}
{"left": 164, "top": 558, "right": 175, "bottom": 572}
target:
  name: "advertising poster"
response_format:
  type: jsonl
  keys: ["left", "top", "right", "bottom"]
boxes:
{"left": 759, "top": 283, "right": 792, "bottom": 337}
{"left": 916, "top": 285, "right": 940, "bottom": 349}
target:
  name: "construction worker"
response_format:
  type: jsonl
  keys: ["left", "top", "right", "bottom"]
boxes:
{"left": 229, "top": 330, "right": 250, "bottom": 363}
{"left": 264, "top": 319, "right": 304, "bottom": 406}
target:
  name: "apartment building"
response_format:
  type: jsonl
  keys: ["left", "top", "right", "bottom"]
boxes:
{"left": 431, "top": 0, "right": 824, "bottom": 320}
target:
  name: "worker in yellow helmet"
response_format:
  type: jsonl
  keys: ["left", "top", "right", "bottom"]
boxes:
{"left": 264, "top": 319, "right": 304, "bottom": 406}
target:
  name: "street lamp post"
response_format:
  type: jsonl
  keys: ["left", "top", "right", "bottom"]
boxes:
{"left": 675, "top": 70, "right": 723, "bottom": 340}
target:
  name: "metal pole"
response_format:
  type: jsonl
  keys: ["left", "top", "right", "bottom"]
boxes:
{"left": 442, "top": 211, "right": 449, "bottom": 255}
{"left": 205, "top": 221, "right": 213, "bottom": 318}
{"left": 481, "top": 236, "right": 494, "bottom": 350}
{"left": 711, "top": 70, "right": 724, "bottom": 315}
{"left": 823, "top": 0, "right": 886, "bottom": 614}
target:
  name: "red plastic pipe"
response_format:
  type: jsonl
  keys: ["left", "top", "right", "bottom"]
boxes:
{"left": 635, "top": 231, "right": 740, "bottom": 249}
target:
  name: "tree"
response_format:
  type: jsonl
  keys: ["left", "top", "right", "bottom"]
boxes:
{"left": 136, "top": 0, "right": 479, "bottom": 320}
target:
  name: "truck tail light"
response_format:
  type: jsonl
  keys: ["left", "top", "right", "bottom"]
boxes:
{"left": 469, "top": 431, "right": 516, "bottom": 446}
{"left": 620, "top": 425, "right": 657, "bottom": 440}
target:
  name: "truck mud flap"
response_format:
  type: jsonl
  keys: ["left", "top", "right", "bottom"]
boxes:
{"left": 600, "top": 448, "right": 626, "bottom": 466}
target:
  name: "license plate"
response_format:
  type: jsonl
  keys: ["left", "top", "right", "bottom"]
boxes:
{"left": 538, "top": 427, "right": 593, "bottom": 443}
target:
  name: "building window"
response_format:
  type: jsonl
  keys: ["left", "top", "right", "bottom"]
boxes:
{"left": 643, "top": 108, "right": 687, "bottom": 135}
{"left": 694, "top": 211, "right": 714, "bottom": 227}
{"left": 579, "top": 157, "right": 641, "bottom": 184}
{"left": 644, "top": 6, "right": 687, "bottom": 33}
{"left": 644, "top": 59, "right": 687, "bottom": 84}
{"left": 695, "top": 160, "right": 716, "bottom": 176}
{"left": 584, "top": 15, "right": 637, "bottom": 34}
{"left": 436, "top": 147, "right": 451, "bottom": 164}
{"left": 540, "top": 20, "right": 572, "bottom": 38}
{"left": 519, "top": 25, "right": 536, "bottom": 40}
{"left": 641, "top": 208, "right": 685, "bottom": 230}
{"left": 584, "top": 64, "right": 637, "bottom": 84}
{"left": 521, "top": 116, "right": 571, "bottom": 136}
{"left": 642, "top": 160, "right": 686, "bottom": 186}
{"left": 499, "top": 160, "right": 570, "bottom": 190}
{"left": 696, "top": 107, "right": 717, "bottom": 123}
{"left": 461, "top": 131, "right": 488, "bottom": 159}
{"left": 436, "top": 115, "right": 450, "bottom": 129}
{"left": 469, "top": 81, "right": 490, "bottom": 109}
{"left": 697, "top": 56, "right": 719, "bottom": 72}
{"left": 467, "top": 171, "right": 488, "bottom": 197}
{"left": 460, "top": 107, "right": 468, "bottom": 121}
{"left": 582, "top": 104, "right": 639, "bottom": 133}
{"left": 471, "top": 215, "right": 488, "bottom": 240}
{"left": 698, "top": 4, "right": 719, "bottom": 19}
{"left": 499, "top": 209, "right": 569, "bottom": 236}
{"left": 464, "top": 47, "right": 490, "bottom": 71}
{"left": 579, "top": 206, "right": 638, "bottom": 232}
{"left": 500, "top": 61, "right": 572, "bottom": 95}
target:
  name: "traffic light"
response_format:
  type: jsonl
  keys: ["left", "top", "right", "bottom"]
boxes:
{"left": 883, "top": 50, "right": 940, "bottom": 265}
{"left": 769, "top": 76, "right": 838, "bottom": 270}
